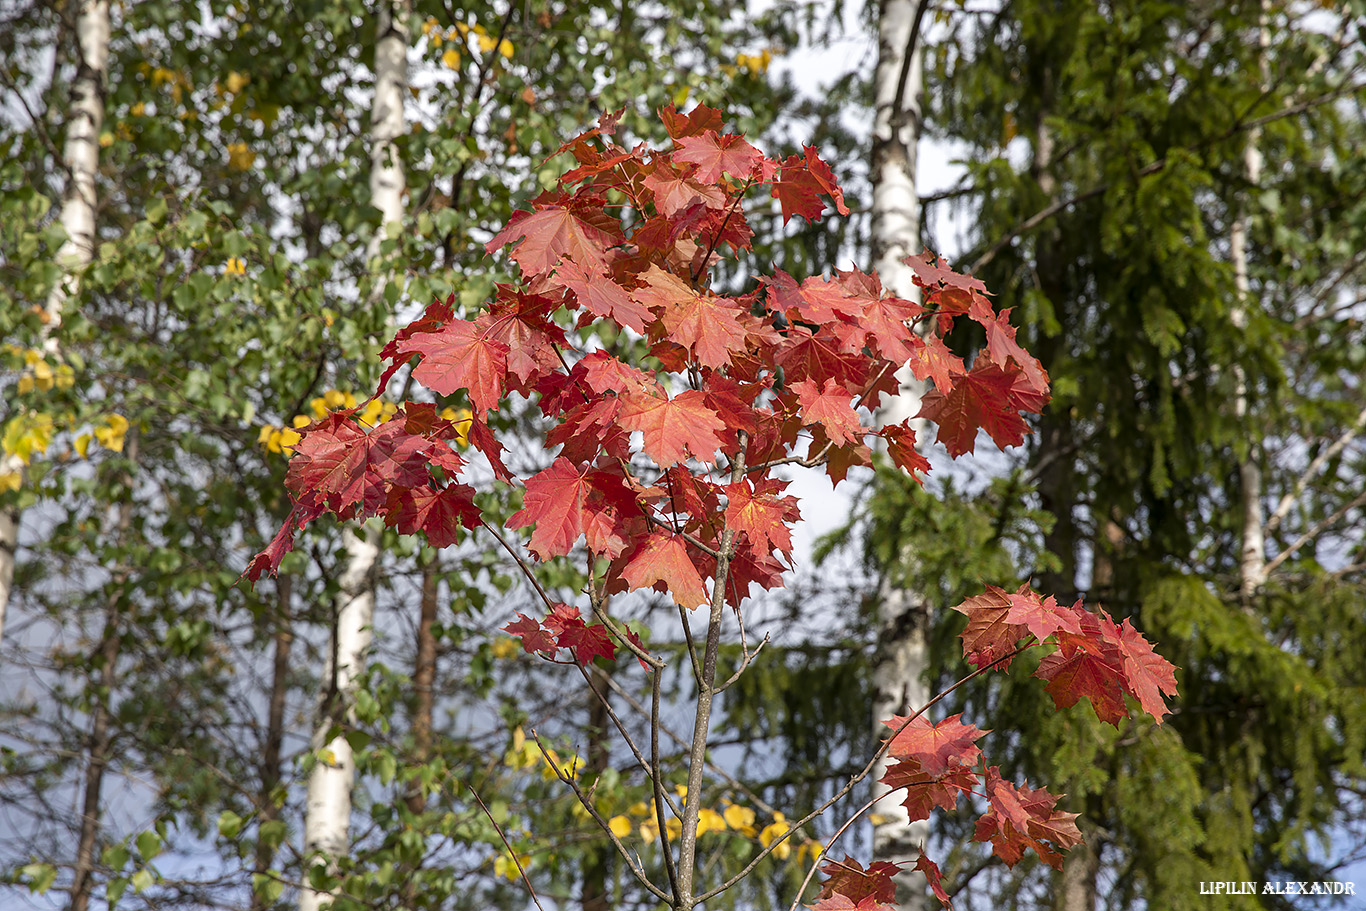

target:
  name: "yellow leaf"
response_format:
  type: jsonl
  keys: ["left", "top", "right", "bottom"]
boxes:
{"left": 324, "top": 389, "right": 347, "bottom": 409}
{"left": 226, "top": 142, "right": 255, "bottom": 171}
{"left": 225, "top": 71, "right": 249, "bottom": 93}
{"left": 74, "top": 433, "right": 93, "bottom": 458}
{"left": 674, "top": 784, "right": 688, "bottom": 800}
{"left": 310, "top": 397, "right": 329, "bottom": 419}
{"left": 32, "top": 361, "right": 53, "bottom": 391}
{"left": 639, "top": 818, "right": 659, "bottom": 842}
{"left": 672, "top": 84, "right": 691, "bottom": 106}
{"left": 609, "top": 815, "right": 632, "bottom": 839}
{"left": 257, "top": 425, "right": 274, "bottom": 445}
{"left": 477, "top": 33, "right": 496, "bottom": 53}
{"left": 493, "top": 852, "right": 529, "bottom": 881}
{"left": 290, "top": 414, "right": 311, "bottom": 429}
{"left": 759, "top": 815, "right": 790, "bottom": 855}
{"left": 498, "top": 39, "right": 514, "bottom": 58}
{"left": 224, "top": 257, "right": 246, "bottom": 276}
{"left": 512, "top": 726, "right": 526, "bottom": 753}
{"left": 130, "top": 101, "right": 146, "bottom": 117}
{"left": 697, "top": 808, "right": 727, "bottom": 837}
{"left": 277, "top": 428, "right": 302, "bottom": 451}
{"left": 665, "top": 818, "right": 682, "bottom": 841}
{"left": 3, "top": 413, "right": 54, "bottom": 464}
{"left": 99, "top": 132, "right": 114, "bottom": 148}
{"left": 17, "top": 375, "right": 34, "bottom": 395}
{"left": 627, "top": 801, "right": 650, "bottom": 817}
{"left": 490, "top": 636, "right": 518, "bottom": 659}
{"left": 94, "top": 414, "right": 129, "bottom": 453}
{"left": 0, "top": 471, "right": 20, "bottom": 493}
{"left": 55, "top": 365, "right": 75, "bottom": 390}
{"left": 441, "top": 48, "right": 461, "bottom": 70}
{"left": 429, "top": 31, "right": 442, "bottom": 46}
{"left": 723, "top": 803, "right": 755, "bottom": 834}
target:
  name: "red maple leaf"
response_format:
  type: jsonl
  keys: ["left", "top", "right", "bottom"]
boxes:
{"left": 244, "top": 504, "right": 320, "bottom": 580}
{"left": 643, "top": 161, "right": 727, "bottom": 217}
{"left": 619, "top": 530, "right": 709, "bottom": 609}
{"left": 882, "top": 713, "right": 987, "bottom": 775}
{"left": 902, "top": 332, "right": 961, "bottom": 393}
{"left": 506, "top": 457, "right": 592, "bottom": 559}
{"left": 723, "top": 477, "right": 799, "bottom": 557}
{"left": 878, "top": 423, "right": 931, "bottom": 478}
{"left": 485, "top": 192, "right": 620, "bottom": 277}
{"left": 1001, "top": 586, "right": 1085, "bottom": 644}
{"left": 790, "top": 378, "right": 864, "bottom": 445}
{"left": 661, "top": 103, "right": 725, "bottom": 139}
{"left": 504, "top": 613, "right": 556, "bottom": 656}
{"left": 973, "top": 766, "right": 1081, "bottom": 869}
{"left": 618, "top": 389, "right": 727, "bottom": 467}
{"left": 557, "top": 257, "right": 652, "bottom": 333}
{"left": 634, "top": 266, "right": 748, "bottom": 369}
{"left": 949, "top": 586, "right": 1029, "bottom": 671}
{"left": 913, "top": 853, "right": 953, "bottom": 909}
{"left": 285, "top": 415, "right": 430, "bottom": 515}
{"left": 809, "top": 896, "right": 897, "bottom": 911}
{"left": 815, "top": 856, "right": 899, "bottom": 905}
{"left": 400, "top": 319, "right": 510, "bottom": 416}
{"left": 917, "top": 359, "right": 1034, "bottom": 457}
{"left": 1112, "top": 618, "right": 1178, "bottom": 723}
{"left": 881, "top": 760, "right": 976, "bottom": 823}
{"left": 674, "top": 131, "right": 762, "bottom": 182}
{"left": 384, "top": 482, "right": 481, "bottom": 548}
{"left": 556, "top": 622, "right": 617, "bottom": 665}
{"left": 1034, "top": 614, "right": 1129, "bottom": 725}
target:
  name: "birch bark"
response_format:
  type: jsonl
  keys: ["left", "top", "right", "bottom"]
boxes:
{"left": 869, "top": 0, "right": 931, "bottom": 907}
{"left": 1233, "top": 2, "right": 1270, "bottom": 603}
{"left": 0, "top": 0, "right": 110, "bottom": 648}
{"left": 298, "top": 2, "right": 408, "bottom": 907}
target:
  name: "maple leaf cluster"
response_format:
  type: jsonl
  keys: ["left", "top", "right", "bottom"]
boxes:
{"left": 951, "top": 585, "right": 1179, "bottom": 724}
{"left": 243, "top": 105, "right": 1176, "bottom": 909}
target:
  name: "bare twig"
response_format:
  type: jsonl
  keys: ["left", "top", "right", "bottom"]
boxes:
{"left": 1264, "top": 489, "right": 1366, "bottom": 578}
{"left": 468, "top": 781, "right": 550, "bottom": 911}
{"left": 1264, "top": 403, "right": 1366, "bottom": 536}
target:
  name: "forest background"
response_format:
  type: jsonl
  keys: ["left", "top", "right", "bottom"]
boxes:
{"left": 2, "top": 1, "right": 1365, "bottom": 911}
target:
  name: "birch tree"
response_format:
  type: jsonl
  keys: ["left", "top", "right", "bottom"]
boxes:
{"left": 299, "top": 3, "right": 409, "bottom": 909}
{"left": 0, "top": 0, "right": 109, "bottom": 647}
{"left": 868, "top": 0, "right": 932, "bottom": 907}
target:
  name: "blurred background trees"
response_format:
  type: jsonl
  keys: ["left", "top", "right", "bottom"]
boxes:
{"left": 2, "top": 1, "right": 1364, "bottom": 910}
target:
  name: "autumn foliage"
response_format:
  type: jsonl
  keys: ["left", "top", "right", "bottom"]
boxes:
{"left": 248, "top": 105, "right": 1176, "bottom": 908}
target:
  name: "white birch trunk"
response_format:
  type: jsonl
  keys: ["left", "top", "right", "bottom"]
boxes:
{"left": 1233, "top": 3, "right": 1270, "bottom": 602}
{"left": 298, "top": 2, "right": 408, "bottom": 907}
{"left": 0, "top": 0, "right": 111, "bottom": 649}
{"left": 869, "top": 0, "right": 931, "bottom": 908}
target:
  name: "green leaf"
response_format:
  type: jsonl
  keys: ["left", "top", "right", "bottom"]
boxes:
{"left": 217, "top": 809, "right": 244, "bottom": 839}
{"left": 21, "top": 863, "right": 56, "bottom": 894}
{"left": 137, "top": 829, "right": 163, "bottom": 860}
{"left": 131, "top": 868, "right": 154, "bottom": 892}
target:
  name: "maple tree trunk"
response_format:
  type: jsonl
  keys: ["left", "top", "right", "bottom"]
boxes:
{"left": 300, "top": 3, "right": 407, "bottom": 908}
{"left": 869, "top": 0, "right": 931, "bottom": 907}
{"left": 1029, "top": 70, "right": 1079, "bottom": 603}
{"left": 71, "top": 430, "right": 136, "bottom": 911}
{"left": 1233, "top": 1, "right": 1270, "bottom": 603}
{"left": 404, "top": 563, "right": 438, "bottom": 817}
{"left": 581, "top": 666, "right": 613, "bottom": 911}
{"left": 253, "top": 575, "right": 294, "bottom": 911}
{"left": 0, "top": 0, "right": 109, "bottom": 646}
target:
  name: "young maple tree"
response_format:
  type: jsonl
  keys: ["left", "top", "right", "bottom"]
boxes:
{"left": 247, "top": 104, "right": 1178, "bottom": 910}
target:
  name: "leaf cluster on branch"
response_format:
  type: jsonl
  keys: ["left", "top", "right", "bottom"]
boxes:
{"left": 247, "top": 104, "right": 1176, "bottom": 909}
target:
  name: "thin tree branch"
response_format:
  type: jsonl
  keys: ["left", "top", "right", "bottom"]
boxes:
{"left": 1263, "top": 488, "right": 1366, "bottom": 578}
{"left": 1264, "top": 403, "right": 1366, "bottom": 536}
